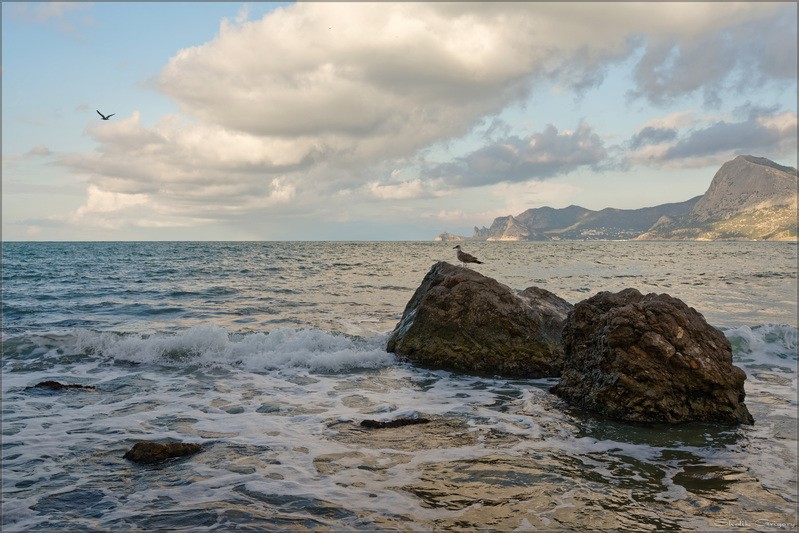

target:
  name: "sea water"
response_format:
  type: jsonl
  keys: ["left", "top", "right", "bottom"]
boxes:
{"left": 2, "top": 241, "right": 796, "bottom": 531}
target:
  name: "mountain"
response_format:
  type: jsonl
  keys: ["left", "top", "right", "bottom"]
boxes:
{"left": 637, "top": 155, "right": 797, "bottom": 241}
{"left": 435, "top": 155, "right": 797, "bottom": 242}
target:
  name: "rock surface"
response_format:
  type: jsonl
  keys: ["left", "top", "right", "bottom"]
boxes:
{"left": 123, "top": 441, "right": 203, "bottom": 464}
{"left": 28, "top": 381, "right": 95, "bottom": 391}
{"left": 638, "top": 155, "right": 797, "bottom": 241}
{"left": 551, "top": 288, "right": 753, "bottom": 424}
{"left": 691, "top": 155, "right": 797, "bottom": 222}
{"left": 386, "top": 262, "right": 572, "bottom": 377}
{"left": 360, "top": 418, "right": 431, "bottom": 429}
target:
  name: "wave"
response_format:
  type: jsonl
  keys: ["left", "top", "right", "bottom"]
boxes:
{"left": 5, "top": 323, "right": 795, "bottom": 375}
{"left": 4, "top": 326, "right": 397, "bottom": 373}
{"left": 723, "top": 323, "right": 798, "bottom": 371}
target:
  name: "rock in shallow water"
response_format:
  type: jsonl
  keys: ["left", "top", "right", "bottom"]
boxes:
{"left": 28, "top": 381, "right": 95, "bottom": 391}
{"left": 551, "top": 288, "right": 753, "bottom": 425}
{"left": 123, "top": 441, "right": 203, "bottom": 464}
{"left": 386, "top": 261, "right": 572, "bottom": 378}
{"left": 360, "top": 417, "right": 431, "bottom": 429}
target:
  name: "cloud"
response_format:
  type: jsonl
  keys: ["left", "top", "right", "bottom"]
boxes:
{"left": 424, "top": 122, "right": 607, "bottom": 187}
{"left": 57, "top": 111, "right": 311, "bottom": 231}
{"left": 3, "top": 145, "right": 55, "bottom": 169}
{"left": 6, "top": 2, "right": 93, "bottom": 35}
{"left": 73, "top": 184, "right": 149, "bottom": 218}
{"left": 640, "top": 111, "right": 703, "bottom": 130}
{"left": 7, "top": 2, "right": 88, "bottom": 23}
{"left": 56, "top": 3, "right": 795, "bottom": 234}
{"left": 629, "top": 127, "right": 678, "bottom": 150}
{"left": 26, "top": 145, "right": 53, "bottom": 157}
{"left": 156, "top": 3, "right": 789, "bottom": 163}
{"left": 435, "top": 209, "right": 469, "bottom": 223}
{"left": 25, "top": 226, "right": 43, "bottom": 238}
{"left": 626, "top": 107, "right": 797, "bottom": 167}
{"left": 662, "top": 111, "right": 797, "bottom": 161}
{"left": 424, "top": 180, "right": 582, "bottom": 230}
{"left": 368, "top": 179, "right": 427, "bottom": 201}
{"left": 628, "top": 4, "right": 797, "bottom": 107}
{"left": 490, "top": 181, "right": 582, "bottom": 217}
{"left": 61, "top": 184, "right": 150, "bottom": 229}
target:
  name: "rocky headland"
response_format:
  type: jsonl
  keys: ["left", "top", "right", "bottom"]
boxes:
{"left": 436, "top": 155, "right": 797, "bottom": 242}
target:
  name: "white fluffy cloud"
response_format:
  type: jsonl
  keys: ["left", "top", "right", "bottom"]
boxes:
{"left": 158, "top": 2, "right": 791, "bottom": 157}
{"left": 58, "top": 2, "right": 796, "bottom": 234}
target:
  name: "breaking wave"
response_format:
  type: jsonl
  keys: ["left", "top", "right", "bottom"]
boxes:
{"left": 6, "top": 326, "right": 397, "bottom": 373}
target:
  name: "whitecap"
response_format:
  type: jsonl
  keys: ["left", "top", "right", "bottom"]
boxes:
{"left": 724, "top": 324, "right": 798, "bottom": 373}
{"left": 76, "top": 325, "right": 397, "bottom": 373}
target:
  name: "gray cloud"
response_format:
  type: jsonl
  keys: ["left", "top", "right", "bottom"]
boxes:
{"left": 628, "top": 4, "right": 797, "bottom": 107}
{"left": 663, "top": 114, "right": 794, "bottom": 161}
{"left": 425, "top": 122, "right": 607, "bottom": 187}
{"left": 629, "top": 126, "right": 678, "bottom": 150}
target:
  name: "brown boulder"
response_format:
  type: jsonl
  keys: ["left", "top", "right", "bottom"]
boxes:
{"left": 386, "top": 262, "right": 572, "bottom": 377}
{"left": 123, "top": 441, "right": 203, "bottom": 464}
{"left": 551, "top": 288, "right": 753, "bottom": 425}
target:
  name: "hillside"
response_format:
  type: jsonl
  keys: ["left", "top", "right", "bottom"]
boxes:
{"left": 435, "top": 155, "right": 797, "bottom": 242}
{"left": 637, "top": 155, "right": 797, "bottom": 241}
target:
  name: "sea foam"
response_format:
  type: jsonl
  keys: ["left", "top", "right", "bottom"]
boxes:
{"left": 76, "top": 325, "right": 396, "bottom": 372}
{"left": 724, "top": 323, "right": 798, "bottom": 366}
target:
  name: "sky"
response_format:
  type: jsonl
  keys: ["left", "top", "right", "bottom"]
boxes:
{"left": 2, "top": 2, "right": 797, "bottom": 241}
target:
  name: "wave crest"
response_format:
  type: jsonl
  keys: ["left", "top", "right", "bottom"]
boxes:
{"left": 76, "top": 325, "right": 396, "bottom": 372}
{"left": 724, "top": 324, "right": 798, "bottom": 368}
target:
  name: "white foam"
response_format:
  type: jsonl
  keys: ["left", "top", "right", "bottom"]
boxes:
{"left": 724, "top": 324, "right": 798, "bottom": 369}
{"left": 76, "top": 325, "right": 397, "bottom": 372}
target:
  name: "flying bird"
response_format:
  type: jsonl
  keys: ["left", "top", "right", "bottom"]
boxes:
{"left": 453, "top": 245, "right": 483, "bottom": 267}
{"left": 96, "top": 110, "right": 115, "bottom": 120}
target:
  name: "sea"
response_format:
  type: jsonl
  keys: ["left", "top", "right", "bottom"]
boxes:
{"left": 2, "top": 241, "right": 797, "bottom": 531}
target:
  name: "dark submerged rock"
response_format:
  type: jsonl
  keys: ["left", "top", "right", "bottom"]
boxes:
{"left": 551, "top": 288, "right": 753, "bottom": 425}
{"left": 28, "top": 381, "right": 95, "bottom": 391}
{"left": 360, "top": 417, "right": 431, "bottom": 429}
{"left": 386, "top": 261, "right": 572, "bottom": 378}
{"left": 123, "top": 441, "right": 203, "bottom": 464}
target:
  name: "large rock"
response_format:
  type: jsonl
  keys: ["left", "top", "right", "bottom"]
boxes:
{"left": 386, "top": 262, "right": 572, "bottom": 377}
{"left": 551, "top": 288, "right": 753, "bottom": 425}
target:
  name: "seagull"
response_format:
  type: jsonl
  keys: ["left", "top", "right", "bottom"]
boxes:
{"left": 453, "top": 245, "right": 483, "bottom": 267}
{"left": 96, "top": 110, "right": 115, "bottom": 120}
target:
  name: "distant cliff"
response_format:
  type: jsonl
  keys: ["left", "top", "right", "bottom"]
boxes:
{"left": 637, "top": 156, "right": 797, "bottom": 241}
{"left": 436, "top": 155, "right": 797, "bottom": 242}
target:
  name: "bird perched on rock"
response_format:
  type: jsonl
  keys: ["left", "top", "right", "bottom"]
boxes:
{"left": 96, "top": 110, "right": 115, "bottom": 120}
{"left": 453, "top": 245, "right": 483, "bottom": 267}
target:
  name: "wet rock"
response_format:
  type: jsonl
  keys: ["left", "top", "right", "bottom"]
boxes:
{"left": 360, "top": 417, "right": 431, "bottom": 429}
{"left": 123, "top": 441, "right": 203, "bottom": 464}
{"left": 386, "top": 262, "right": 572, "bottom": 377}
{"left": 551, "top": 288, "right": 753, "bottom": 425}
{"left": 28, "top": 381, "right": 95, "bottom": 391}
